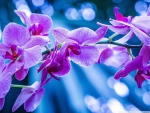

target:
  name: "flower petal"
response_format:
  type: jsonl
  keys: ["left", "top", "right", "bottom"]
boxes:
{"left": 139, "top": 45, "right": 150, "bottom": 65}
{"left": 52, "top": 27, "right": 72, "bottom": 43}
{"left": 68, "top": 27, "right": 98, "bottom": 45}
{"left": 23, "top": 45, "right": 42, "bottom": 69}
{"left": 0, "top": 75, "right": 11, "bottom": 98}
{"left": 114, "top": 55, "right": 143, "bottom": 79}
{"left": 132, "top": 16, "right": 150, "bottom": 33}
{"left": 12, "top": 87, "right": 35, "bottom": 112}
{"left": 15, "top": 67, "right": 29, "bottom": 81}
{"left": 100, "top": 46, "right": 132, "bottom": 67}
{"left": 30, "top": 13, "right": 52, "bottom": 34}
{"left": 131, "top": 26, "right": 150, "bottom": 45}
{"left": 108, "top": 25, "right": 129, "bottom": 34}
{"left": 15, "top": 10, "right": 31, "bottom": 27}
{"left": 69, "top": 46, "right": 99, "bottom": 66}
{"left": 24, "top": 88, "right": 44, "bottom": 112}
{"left": 23, "top": 36, "right": 50, "bottom": 49}
{"left": 0, "top": 57, "right": 5, "bottom": 73}
{"left": 0, "top": 98, "right": 5, "bottom": 110}
{"left": 0, "top": 43, "right": 9, "bottom": 55}
{"left": 115, "top": 31, "right": 133, "bottom": 43}
{"left": 3, "top": 23, "right": 30, "bottom": 46}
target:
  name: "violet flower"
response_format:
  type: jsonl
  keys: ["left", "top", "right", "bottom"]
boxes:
{"left": 0, "top": 23, "right": 49, "bottom": 80}
{"left": 52, "top": 27, "right": 107, "bottom": 66}
{"left": 15, "top": 10, "right": 52, "bottom": 36}
{"left": 38, "top": 44, "right": 71, "bottom": 79}
{"left": 97, "top": 32, "right": 133, "bottom": 68}
{"left": 114, "top": 45, "right": 150, "bottom": 88}
{"left": 98, "top": 7, "right": 150, "bottom": 45}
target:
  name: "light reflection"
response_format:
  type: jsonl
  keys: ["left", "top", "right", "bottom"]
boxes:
{"left": 114, "top": 82, "right": 129, "bottom": 97}
{"left": 14, "top": 0, "right": 31, "bottom": 16}
{"left": 107, "top": 98, "right": 127, "bottom": 113}
{"left": 84, "top": 95, "right": 101, "bottom": 112}
{"left": 82, "top": 8, "right": 95, "bottom": 21}
{"left": 32, "top": 0, "right": 44, "bottom": 7}
{"left": 41, "top": 3, "right": 54, "bottom": 16}
{"left": 65, "top": 8, "right": 79, "bottom": 20}
{"left": 126, "top": 104, "right": 142, "bottom": 113}
{"left": 135, "top": 1, "right": 147, "bottom": 15}
{"left": 107, "top": 76, "right": 117, "bottom": 89}
{"left": 142, "top": 92, "right": 150, "bottom": 105}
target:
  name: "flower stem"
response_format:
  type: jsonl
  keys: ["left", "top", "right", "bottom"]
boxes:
{"left": 108, "top": 33, "right": 118, "bottom": 42}
{"left": 11, "top": 84, "right": 30, "bottom": 88}
{"left": 96, "top": 40, "right": 142, "bottom": 48}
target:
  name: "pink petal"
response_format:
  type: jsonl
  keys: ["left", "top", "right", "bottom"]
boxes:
{"left": 52, "top": 27, "right": 73, "bottom": 43}
{"left": 23, "top": 45, "right": 42, "bottom": 69}
{"left": 23, "top": 36, "right": 50, "bottom": 49}
{"left": 115, "top": 31, "right": 133, "bottom": 43}
{"left": 0, "top": 43, "right": 9, "bottom": 55}
{"left": 100, "top": 46, "right": 132, "bottom": 67}
{"left": 139, "top": 45, "right": 150, "bottom": 65}
{"left": 0, "top": 75, "right": 11, "bottom": 98}
{"left": 0, "top": 98, "right": 5, "bottom": 110}
{"left": 132, "top": 16, "right": 150, "bottom": 33}
{"left": 15, "top": 67, "right": 29, "bottom": 81}
{"left": 24, "top": 88, "right": 44, "bottom": 112}
{"left": 147, "top": 6, "right": 150, "bottom": 16}
{"left": 69, "top": 46, "right": 99, "bottom": 66}
{"left": 12, "top": 87, "right": 35, "bottom": 112}
{"left": 68, "top": 27, "right": 98, "bottom": 45}
{"left": 0, "top": 57, "right": 5, "bottom": 73}
{"left": 3, "top": 23, "right": 30, "bottom": 46}
{"left": 108, "top": 25, "right": 129, "bottom": 34}
{"left": 15, "top": 10, "right": 31, "bottom": 27}
{"left": 114, "top": 55, "right": 143, "bottom": 79}
{"left": 131, "top": 26, "right": 150, "bottom": 45}
{"left": 30, "top": 13, "right": 52, "bottom": 34}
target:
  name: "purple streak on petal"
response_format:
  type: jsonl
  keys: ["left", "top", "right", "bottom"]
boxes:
{"left": 0, "top": 75, "right": 11, "bottom": 98}
{"left": 3, "top": 23, "right": 30, "bottom": 46}
{"left": 23, "top": 36, "right": 50, "bottom": 49}
{"left": 53, "top": 27, "right": 73, "bottom": 43}
{"left": 24, "top": 88, "right": 44, "bottom": 112}
{"left": 12, "top": 87, "right": 35, "bottom": 112}
{"left": 41, "top": 68, "right": 48, "bottom": 86}
{"left": 132, "top": 16, "right": 150, "bottom": 33}
{"left": 139, "top": 45, "right": 150, "bottom": 65}
{"left": 100, "top": 46, "right": 131, "bottom": 67}
{"left": 110, "top": 20, "right": 125, "bottom": 26}
{"left": 68, "top": 27, "right": 98, "bottom": 45}
{"left": 115, "top": 31, "right": 133, "bottom": 43}
{"left": 15, "top": 67, "right": 29, "bottom": 81}
{"left": 70, "top": 46, "right": 99, "bottom": 67}
{"left": 15, "top": 10, "right": 31, "bottom": 27}
{"left": 23, "top": 45, "right": 42, "bottom": 69}
{"left": 134, "top": 72, "right": 145, "bottom": 88}
{"left": 131, "top": 27, "right": 150, "bottom": 45}
{"left": 114, "top": 7, "right": 128, "bottom": 22}
{"left": 114, "top": 55, "right": 143, "bottom": 79}
{"left": 0, "top": 98, "right": 4, "bottom": 110}
{"left": 30, "top": 13, "right": 52, "bottom": 34}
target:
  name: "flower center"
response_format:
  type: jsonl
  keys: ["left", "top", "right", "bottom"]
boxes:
{"left": 29, "top": 23, "right": 43, "bottom": 35}
{"left": 3, "top": 45, "right": 23, "bottom": 61}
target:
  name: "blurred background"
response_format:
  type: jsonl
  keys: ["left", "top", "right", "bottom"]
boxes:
{"left": 0, "top": 0, "right": 150, "bottom": 113}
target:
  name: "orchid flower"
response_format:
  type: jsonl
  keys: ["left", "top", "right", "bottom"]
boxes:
{"left": 97, "top": 31, "right": 133, "bottom": 68}
{"left": 114, "top": 45, "right": 150, "bottom": 88}
{"left": 38, "top": 44, "right": 71, "bottom": 80}
{"left": 52, "top": 26, "right": 107, "bottom": 66}
{"left": 0, "top": 23, "right": 50, "bottom": 80}
{"left": 15, "top": 10, "right": 52, "bottom": 36}
{"left": 98, "top": 7, "right": 150, "bottom": 46}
